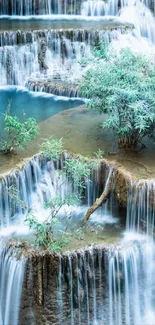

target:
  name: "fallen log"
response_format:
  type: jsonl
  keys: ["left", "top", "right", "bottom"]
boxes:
{"left": 83, "top": 168, "right": 114, "bottom": 222}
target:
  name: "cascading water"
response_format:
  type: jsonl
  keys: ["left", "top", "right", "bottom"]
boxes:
{"left": 126, "top": 179, "right": 155, "bottom": 234}
{"left": 0, "top": 0, "right": 154, "bottom": 16}
{"left": 81, "top": 1, "right": 106, "bottom": 16}
{"left": 0, "top": 246, "right": 26, "bottom": 325}
{"left": 0, "top": 0, "right": 155, "bottom": 324}
{"left": 0, "top": 155, "right": 116, "bottom": 325}
{"left": 0, "top": 0, "right": 154, "bottom": 89}
{"left": 57, "top": 247, "right": 109, "bottom": 325}
{"left": 108, "top": 238, "right": 155, "bottom": 325}
{"left": 107, "top": 176, "right": 155, "bottom": 325}
{"left": 0, "top": 155, "right": 116, "bottom": 228}
{"left": 1, "top": 154, "right": 155, "bottom": 325}
{"left": 0, "top": 30, "right": 92, "bottom": 86}
{"left": 0, "top": 28, "right": 128, "bottom": 86}
{"left": 81, "top": 0, "right": 155, "bottom": 52}
{"left": 0, "top": 0, "right": 81, "bottom": 16}
{"left": 55, "top": 175, "right": 155, "bottom": 325}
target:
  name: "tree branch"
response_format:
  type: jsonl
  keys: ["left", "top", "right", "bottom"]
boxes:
{"left": 83, "top": 168, "right": 114, "bottom": 222}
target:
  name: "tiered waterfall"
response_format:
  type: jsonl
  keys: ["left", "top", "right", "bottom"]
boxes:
{"left": 0, "top": 0, "right": 155, "bottom": 324}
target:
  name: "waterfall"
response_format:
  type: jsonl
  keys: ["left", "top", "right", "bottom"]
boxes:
{"left": 26, "top": 79, "right": 80, "bottom": 97}
{"left": 118, "top": 0, "right": 155, "bottom": 43}
{"left": 55, "top": 223, "right": 155, "bottom": 325}
{"left": 126, "top": 179, "right": 155, "bottom": 234}
{"left": 0, "top": 43, "right": 40, "bottom": 86}
{"left": 56, "top": 247, "right": 108, "bottom": 324}
{"left": 0, "top": 154, "right": 115, "bottom": 228}
{"left": 1, "top": 153, "right": 155, "bottom": 324}
{"left": 0, "top": 35, "right": 89, "bottom": 86}
{"left": 107, "top": 177, "right": 155, "bottom": 325}
{"left": 0, "top": 246, "right": 26, "bottom": 325}
{"left": 0, "top": 0, "right": 80, "bottom": 15}
{"left": 0, "top": 0, "right": 155, "bottom": 323}
{"left": 82, "top": 0, "right": 155, "bottom": 17}
{"left": 108, "top": 238, "right": 155, "bottom": 325}
{"left": 81, "top": 1, "right": 106, "bottom": 16}
{"left": 0, "top": 28, "right": 129, "bottom": 86}
{"left": 0, "top": 3, "right": 154, "bottom": 88}
{"left": 81, "top": 0, "right": 155, "bottom": 46}
{"left": 0, "top": 0, "right": 154, "bottom": 16}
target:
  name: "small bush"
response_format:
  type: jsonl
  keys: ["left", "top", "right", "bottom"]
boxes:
{"left": 0, "top": 113, "right": 39, "bottom": 153}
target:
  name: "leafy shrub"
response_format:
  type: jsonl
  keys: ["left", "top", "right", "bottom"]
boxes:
{"left": 80, "top": 47, "right": 155, "bottom": 149}
{"left": 94, "top": 149, "right": 104, "bottom": 159}
{"left": 40, "top": 137, "right": 63, "bottom": 160}
{"left": 0, "top": 113, "right": 39, "bottom": 153}
{"left": 65, "top": 156, "right": 91, "bottom": 189}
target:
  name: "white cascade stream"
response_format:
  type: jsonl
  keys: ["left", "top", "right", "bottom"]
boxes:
{"left": 0, "top": 28, "right": 128, "bottom": 86}
{"left": 56, "top": 177, "right": 155, "bottom": 325}
{"left": 0, "top": 156, "right": 117, "bottom": 325}
{"left": 0, "top": 246, "right": 26, "bottom": 325}
{"left": 0, "top": 0, "right": 154, "bottom": 16}
{"left": 0, "top": 156, "right": 155, "bottom": 324}
{"left": 107, "top": 177, "right": 155, "bottom": 325}
{"left": 0, "top": 0, "right": 154, "bottom": 86}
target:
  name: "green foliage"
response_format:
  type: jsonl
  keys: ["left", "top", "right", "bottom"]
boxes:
{"left": 93, "top": 42, "right": 109, "bottom": 60}
{"left": 25, "top": 213, "right": 69, "bottom": 252}
{"left": 94, "top": 149, "right": 104, "bottom": 159}
{"left": 50, "top": 237, "right": 69, "bottom": 253}
{"left": 44, "top": 193, "right": 80, "bottom": 218}
{"left": 73, "top": 227, "right": 84, "bottom": 240}
{"left": 24, "top": 155, "right": 91, "bottom": 251}
{"left": 0, "top": 113, "right": 39, "bottom": 153}
{"left": 8, "top": 185, "right": 25, "bottom": 208}
{"left": 25, "top": 194, "right": 78, "bottom": 252}
{"left": 79, "top": 57, "right": 90, "bottom": 65}
{"left": 79, "top": 43, "right": 108, "bottom": 67}
{"left": 41, "top": 137, "right": 63, "bottom": 160}
{"left": 25, "top": 214, "right": 52, "bottom": 248}
{"left": 25, "top": 213, "right": 68, "bottom": 252}
{"left": 80, "top": 47, "right": 155, "bottom": 148}
{"left": 10, "top": 153, "right": 92, "bottom": 251}
{"left": 65, "top": 156, "right": 92, "bottom": 190}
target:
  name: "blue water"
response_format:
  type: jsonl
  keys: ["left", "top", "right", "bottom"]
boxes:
{"left": 0, "top": 86, "right": 84, "bottom": 128}
{"left": 0, "top": 16, "right": 122, "bottom": 31}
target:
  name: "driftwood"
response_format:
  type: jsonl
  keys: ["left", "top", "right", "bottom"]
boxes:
{"left": 83, "top": 169, "right": 114, "bottom": 222}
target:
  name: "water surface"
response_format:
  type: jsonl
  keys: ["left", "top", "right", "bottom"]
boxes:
{"left": 0, "top": 16, "right": 131, "bottom": 31}
{"left": 0, "top": 86, "right": 83, "bottom": 127}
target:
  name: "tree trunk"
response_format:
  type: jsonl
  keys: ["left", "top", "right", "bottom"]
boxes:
{"left": 118, "top": 134, "right": 138, "bottom": 149}
{"left": 83, "top": 168, "right": 114, "bottom": 222}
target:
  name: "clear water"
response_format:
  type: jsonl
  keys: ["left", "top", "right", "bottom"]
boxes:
{"left": 0, "top": 86, "right": 84, "bottom": 129}
{"left": 0, "top": 16, "right": 129, "bottom": 31}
